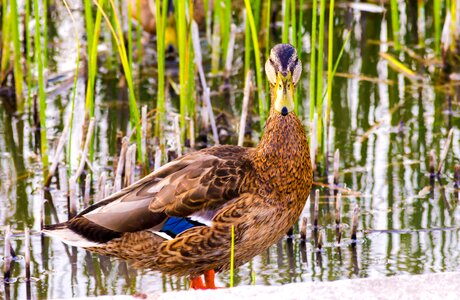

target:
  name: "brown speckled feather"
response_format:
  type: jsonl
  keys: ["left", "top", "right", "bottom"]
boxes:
{"left": 62, "top": 148, "right": 254, "bottom": 238}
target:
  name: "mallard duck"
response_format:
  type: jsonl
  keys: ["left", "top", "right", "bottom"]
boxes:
{"left": 44, "top": 44, "right": 312, "bottom": 289}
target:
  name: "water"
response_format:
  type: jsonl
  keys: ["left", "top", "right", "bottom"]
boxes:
{"left": 1, "top": 1, "right": 460, "bottom": 299}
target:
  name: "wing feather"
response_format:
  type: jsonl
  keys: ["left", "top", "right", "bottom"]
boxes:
{"left": 72, "top": 146, "right": 253, "bottom": 236}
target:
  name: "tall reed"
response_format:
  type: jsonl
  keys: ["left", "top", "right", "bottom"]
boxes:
{"left": 84, "top": 0, "right": 103, "bottom": 164}
{"left": 61, "top": 0, "right": 81, "bottom": 173}
{"left": 434, "top": 0, "right": 441, "bottom": 55}
{"left": 252, "top": 0, "right": 261, "bottom": 28}
{"left": 84, "top": 0, "right": 94, "bottom": 57}
{"left": 325, "top": 0, "right": 335, "bottom": 125}
{"left": 220, "top": 0, "right": 232, "bottom": 65}
{"left": 25, "top": 0, "right": 33, "bottom": 107}
{"left": 11, "top": 0, "right": 25, "bottom": 111}
{"left": 417, "top": 0, "right": 425, "bottom": 48}
{"left": 34, "top": 0, "right": 49, "bottom": 177}
{"left": 390, "top": 0, "right": 400, "bottom": 51}
{"left": 449, "top": 0, "right": 457, "bottom": 52}
{"left": 127, "top": 1, "right": 134, "bottom": 68}
{"left": 290, "top": 0, "right": 296, "bottom": 47}
{"left": 244, "top": 0, "right": 266, "bottom": 125}
{"left": 282, "top": 0, "right": 290, "bottom": 43}
{"left": 1, "top": 3, "right": 11, "bottom": 81}
{"left": 186, "top": 37, "right": 196, "bottom": 125}
{"left": 155, "top": 0, "right": 168, "bottom": 137}
{"left": 297, "top": 0, "right": 304, "bottom": 54}
{"left": 263, "top": 0, "right": 271, "bottom": 104}
{"left": 85, "top": 0, "right": 103, "bottom": 120}
{"left": 295, "top": 0, "right": 304, "bottom": 114}
{"left": 230, "top": 224, "right": 235, "bottom": 287}
{"left": 135, "top": 0, "right": 143, "bottom": 65}
{"left": 42, "top": 0, "right": 49, "bottom": 67}
{"left": 176, "top": 0, "right": 188, "bottom": 140}
{"left": 244, "top": 13, "right": 251, "bottom": 75}
{"left": 315, "top": 0, "right": 326, "bottom": 151}
{"left": 93, "top": 0, "right": 143, "bottom": 160}
{"left": 309, "top": 0, "right": 318, "bottom": 122}
{"left": 210, "top": 0, "right": 220, "bottom": 75}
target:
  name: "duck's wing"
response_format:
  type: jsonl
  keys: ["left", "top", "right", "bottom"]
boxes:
{"left": 64, "top": 147, "right": 252, "bottom": 242}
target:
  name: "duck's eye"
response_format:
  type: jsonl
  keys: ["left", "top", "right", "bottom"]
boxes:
{"left": 278, "top": 84, "right": 283, "bottom": 91}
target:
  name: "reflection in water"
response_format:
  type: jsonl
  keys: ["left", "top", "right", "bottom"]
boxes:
{"left": 1, "top": 2, "right": 460, "bottom": 299}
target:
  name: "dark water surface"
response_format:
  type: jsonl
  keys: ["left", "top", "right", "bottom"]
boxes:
{"left": 1, "top": 1, "right": 460, "bottom": 299}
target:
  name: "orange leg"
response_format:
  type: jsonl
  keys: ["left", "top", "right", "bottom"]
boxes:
{"left": 204, "top": 269, "right": 216, "bottom": 289}
{"left": 190, "top": 270, "right": 218, "bottom": 289}
{"left": 190, "top": 276, "right": 206, "bottom": 289}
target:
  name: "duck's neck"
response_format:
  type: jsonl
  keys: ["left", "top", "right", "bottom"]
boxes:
{"left": 255, "top": 110, "right": 308, "bottom": 162}
{"left": 251, "top": 107, "right": 311, "bottom": 192}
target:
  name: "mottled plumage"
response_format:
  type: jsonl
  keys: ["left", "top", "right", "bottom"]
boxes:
{"left": 44, "top": 44, "right": 312, "bottom": 284}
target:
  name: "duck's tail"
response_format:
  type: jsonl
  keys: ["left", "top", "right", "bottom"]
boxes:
{"left": 43, "top": 223, "right": 104, "bottom": 248}
{"left": 43, "top": 222, "right": 166, "bottom": 267}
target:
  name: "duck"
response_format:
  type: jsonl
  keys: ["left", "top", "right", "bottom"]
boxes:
{"left": 44, "top": 43, "right": 312, "bottom": 289}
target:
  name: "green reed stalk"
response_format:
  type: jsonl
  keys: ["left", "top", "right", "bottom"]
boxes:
{"left": 155, "top": 0, "right": 167, "bottom": 137}
{"left": 450, "top": 0, "right": 457, "bottom": 52}
{"left": 320, "top": 30, "right": 351, "bottom": 103}
{"left": 177, "top": 0, "right": 188, "bottom": 141}
{"left": 290, "top": 0, "right": 298, "bottom": 113}
{"left": 315, "top": 0, "right": 325, "bottom": 145}
{"left": 417, "top": 0, "right": 425, "bottom": 48}
{"left": 390, "top": 0, "right": 400, "bottom": 51}
{"left": 84, "top": 0, "right": 94, "bottom": 54}
{"left": 42, "top": 0, "right": 49, "bottom": 67}
{"left": 1, "top": 3, "right": 11, "bottom": 81}
{"left": 85, "top": 0, "right": 99, "bottom": 120}
{"left": 325, "top": 0, "right": 334, "bottom": 126}
{"left": 264, "top": 0, "right": 271, "bottom": 59}
{"left": 264, "top": 0, "right": 271, "bottom": 105}
{"left": 61, "top": 0, "right": 81, "bottom": 172}
{"left": 127, "top": 1, "right": 133, "bottom": 68}
{"left": 210, "top": 0, "right": 220, "bottom": 75}
{"left": 434, "top": 0, "right": 441, "bottom": 55}
{"left": 230, "top": 224, "right": 235, "bottom": 288}
{"left": 253, "top": 0, "right": 261, "bottom": 29}
{"left": 34, "top": 0, "right": 49, "bottom": 177}
{"left": 85, "top": 0, "right": 103, "bottom": 164}
{"left": 25, "top": 0, "right": 33, "bottom": 107}
{"left": 220, "top": 0, "right": 232, "bottom": 65}
{"left": 107, "top": 0, "right": 117, "bottom": 68}
{"left": 187, "top": 1, "right": 196, "bottom": 119}
{"left": 297, "top": 0, "right": 303, "bottom": 53}
{"left": 291, "top": 0, "right": 296, "bottom": 47}
{"left": 309, "top": 0, "right": 317, "bottom": 122}
{"left": 94, "top": 0, "right": 142, "bottom": 160}
{"left": 244, "top": 15, "right": 251, "bottom": 75}
{"left": 282, "top": 0, "right": 290, "bottom": 43}
{"left": 136, "top": 0, "right": 143, "bottom": 64}
{"left": 332, "top": 31, "right": 351, "bottom": 76}
{"left": 245, "top": 0, "right": 266, "bottom": 125}
{"left": 186, "top": 35, "right": 195, "bottom": 122}
{"left": 11, "top": 0, "right": 25, "bottom": 112}
{"left": 204, "top": 0, "right": 209, "bottom": 26}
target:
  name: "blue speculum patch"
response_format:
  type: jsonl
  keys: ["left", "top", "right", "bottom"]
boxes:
{"left": 160, "top": 217, "right": 203, "bottom": 238}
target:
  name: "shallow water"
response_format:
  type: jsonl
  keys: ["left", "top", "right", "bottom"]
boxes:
{"left": 1, "top": 1, "right": 460, "bottom": 299}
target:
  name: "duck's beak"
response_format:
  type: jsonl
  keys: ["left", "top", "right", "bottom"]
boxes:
{"left": 273, "top": 72, "right": 295, "bottom": 116}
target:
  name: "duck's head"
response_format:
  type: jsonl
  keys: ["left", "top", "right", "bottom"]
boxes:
{"left": 265, "top": 44, "right": 302, "bottom": 116}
